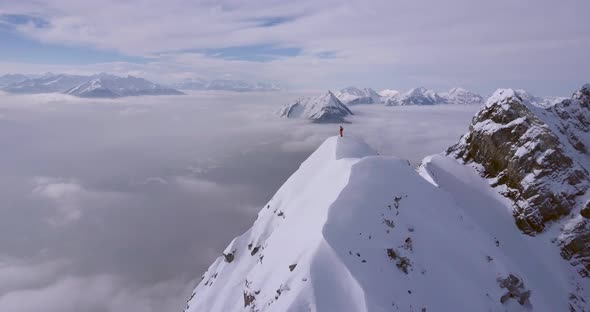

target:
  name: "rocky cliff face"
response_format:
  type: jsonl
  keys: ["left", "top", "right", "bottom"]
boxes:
{"left": 447, "top": 85, "right": 590, "bottom": 276}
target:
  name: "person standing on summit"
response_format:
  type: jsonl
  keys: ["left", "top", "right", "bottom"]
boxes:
{"left": 339, "top": 126, "right": 343, "bottom": 137}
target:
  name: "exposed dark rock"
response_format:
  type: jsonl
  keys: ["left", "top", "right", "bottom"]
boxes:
{"left": 403, "top": 237, "right": 413, "bottom": 251}
{"left": 448, "top": 89, "right": 589, "bottom": 234}
{"left": 250, "top": 246, "right": 260, "bottom": 256}
{"left": 559, "top": 219, "right": 590, "bottom": 277}
{"left": 447, "top": 86, "right": 590, "bottom": 277}
{"left": 386, "top": 248, "right": 411, "bottom": 274}
{"left": 581, "top": 201, "right": 590, "bottom": 219}
{"left": 289, "top": 264, "right": 297, "bottom": 272}
{"left": 394, "top": 196, "right": 402, "bottom": 209}
{"left": 243, "top": 291, "right": 255, "bottom": 307}
{"left": 223, "top": 250, "right": 235, "bottom": 263}
{"left": 497, "top": 274, "right": 531, "bottom": 306}
{"left": 383, "top": 218, "right": 395, "bottom": 228}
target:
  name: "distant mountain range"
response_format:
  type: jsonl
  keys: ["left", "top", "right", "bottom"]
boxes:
{"left": 0, "top": 73, "right": 282, "bottom": 97}
{"left": 334, "top": 86, "right": 485, "bottom": 106}
{"left": 279, "top": 86, "right": 566, "bottom": 123}
{"left": 0, "top": 73, "right": 183, "bottom": 98}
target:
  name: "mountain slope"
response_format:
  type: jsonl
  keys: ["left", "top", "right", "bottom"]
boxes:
{"left": 278, "top": 91, "right": 353, "bottom": 123}
{"left": 64, "top": 74, "right": 183, "bottom": 98}
{"left": 333, "top": 87, "right": 382, "bottom": 105}
{"left": 184, "top": 136, "right": 588, "bottom": 312}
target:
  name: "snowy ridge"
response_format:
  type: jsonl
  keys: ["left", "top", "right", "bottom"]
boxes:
{"left": 278, "top": 91, "right": 353, "bottom": 123}
{"left": 185, "top": 136, "right": 588, "bottom": 312}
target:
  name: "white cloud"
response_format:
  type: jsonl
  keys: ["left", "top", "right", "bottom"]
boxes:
{"left": 0, "top": 272, "right": 193, "bottom": 312}
{"left": 32, "top": 177, "right": 124, "bottom": 225}
{"left": 1, "top": 0, "right": 589, "bottom": 94}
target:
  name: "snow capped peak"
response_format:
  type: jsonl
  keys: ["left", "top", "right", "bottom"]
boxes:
{"left": 279, "top": 91, "right": 353, "bottom": 123}
{"left": 485, "top": 88, "right": 519, "bottom": 107}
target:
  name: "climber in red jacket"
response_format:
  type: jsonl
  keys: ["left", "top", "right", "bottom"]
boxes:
{"left": 339, "top": 126, "right": 343, "bottom": 137}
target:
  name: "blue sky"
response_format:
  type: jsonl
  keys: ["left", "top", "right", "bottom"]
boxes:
{"left": 0, "top": 1, "right": 589, "bottom": 95}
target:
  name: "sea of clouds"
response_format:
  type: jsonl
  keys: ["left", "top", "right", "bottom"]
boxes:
{"left": 0, "top": 91, "right": 479, "bottom": 312}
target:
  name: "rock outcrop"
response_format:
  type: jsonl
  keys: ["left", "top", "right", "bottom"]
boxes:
{"left": 448, "top": 85, "right": 590, "bottom": 276}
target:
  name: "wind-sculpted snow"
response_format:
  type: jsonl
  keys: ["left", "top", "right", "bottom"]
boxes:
{"left": 184, "top": 136, "right": 588, "bottom": 312}
{"left": 448, "top": 85, "right": 590, "bottom": 277}
{"left": 278, "top": 91, "right": 353, "bottom": 123}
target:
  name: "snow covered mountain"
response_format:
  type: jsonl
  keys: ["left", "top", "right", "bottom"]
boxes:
{"left": 333, "top": 87, "right": 382, "bottom": 105}
{"left": 385, "top": 87, "right": 446, "bottom": 106}
{"left": 1, "top": 73, "right": 183, "bottom": 98}
{"left": 64, "top": 74, "right": 184, "bottom": 98}
{"left": 184, "top": 135, "right": 589, "bottom": 312}
{"left": 174, "top": 79, "right": 281, "bottom": 92}
{"left": 185, "top": 84, "right": 590, "bottom": 311}
{"left": 3, "top": 74, "right": 90, "bottom": 94}
{"left": 440, "top": 87, "right": 484, "bottom": 105}
{"left": 0, "top": 74, "right": 29, "bottom": 88}
{"left": 278, "top": 91, "right": 353, "bottom": 123}
{"left": 447, "top": 85, "right": 590, "bottom": 276}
